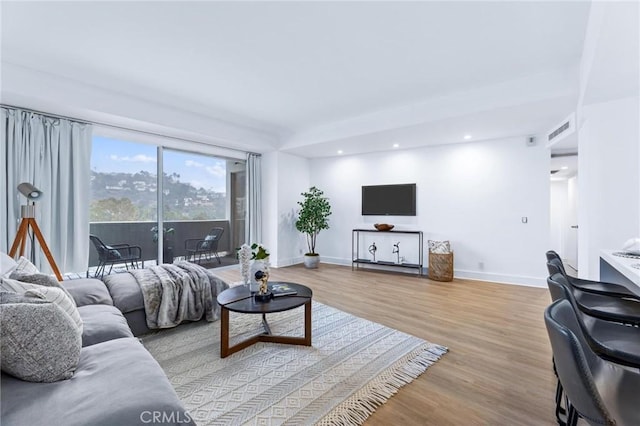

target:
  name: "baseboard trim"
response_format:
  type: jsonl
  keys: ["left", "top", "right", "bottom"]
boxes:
{"left": 453, "top": 270, "right": 546, "bottom": 288}
{"left": 270, "top": 257, "right": 546, "bottom": 288}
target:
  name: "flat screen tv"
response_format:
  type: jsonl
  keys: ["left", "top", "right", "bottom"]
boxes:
{"left": 362, "top": 183, "right": 416, "bottom": 216}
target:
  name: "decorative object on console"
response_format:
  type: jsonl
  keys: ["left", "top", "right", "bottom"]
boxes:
{"left": 374, "top": 223, "right": 394, "bottom": 231}
{"left": 296, "top": 186, "right": 332, "bottom": 269}
{"left": 392, "top": 242, "right": 401, "bottom": 264}
{"left": 368, "top": 242, "right": 377, "bottom": 262}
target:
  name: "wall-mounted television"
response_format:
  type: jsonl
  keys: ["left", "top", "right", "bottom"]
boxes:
{"left": 361, "top": 183, "right": 416, "bottom": 216}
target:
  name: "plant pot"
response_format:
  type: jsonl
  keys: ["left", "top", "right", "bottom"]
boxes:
{"left": 303, "top": 254, "right": 320, "bottom": 269}
{"left": 162, "top": 247, "right": 174, "bottom": 264}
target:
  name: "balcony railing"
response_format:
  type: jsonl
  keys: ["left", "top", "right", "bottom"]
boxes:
{"left": 89, "top": 220, "right": 232, "bottom": 267}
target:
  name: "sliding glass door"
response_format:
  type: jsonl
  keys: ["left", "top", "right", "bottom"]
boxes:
{"left": 89, "top": 134, "right": 246, "bottom": 273}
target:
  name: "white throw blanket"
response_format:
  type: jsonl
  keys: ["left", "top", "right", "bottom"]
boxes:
{"left": 129, "top": 261, "right": 228, "bottom": 329}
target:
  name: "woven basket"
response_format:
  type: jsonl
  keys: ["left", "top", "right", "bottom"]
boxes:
{"left": 428, "top": 252, "right": 454, "bottom": 282}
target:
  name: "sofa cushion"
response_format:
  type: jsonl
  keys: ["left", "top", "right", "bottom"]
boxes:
{"left": 0, "top": 252, "right": 18, "bottom": 277}
{"left": 78, "top": 304, "right": 133, "bottom": 347}
{"left": 62, "top": 278, "right": 114, "bottom": 307}
{"left": 0, "top": 291, "right": 82, "bottom": 383}
{"left": 9, "top": 270, "right": 74, "bottom": 302}
{"left": 14, "top": 256, "right": 39, "bottom": 274}
{"left": 1, "top": 278, "right": 82, "bottom": 332}
{"left": 0, "top": 337, "right": 195, "bottom": 426}
{"left": 102, "top": 273, "right": 144, "bottom": 313}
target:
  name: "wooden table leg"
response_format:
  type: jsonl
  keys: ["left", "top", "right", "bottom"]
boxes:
{"left": 304, "top": 300, "right": 312, "bottom": 346}
{"left": 220, "top": 306, "right": 230, "bottom": 358}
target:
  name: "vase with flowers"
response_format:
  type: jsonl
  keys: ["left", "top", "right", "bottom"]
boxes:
{"left": 237, "top": 243, "right": 270, "bottom": 293}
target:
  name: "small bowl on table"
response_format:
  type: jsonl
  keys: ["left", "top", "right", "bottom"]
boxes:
{"left": 374, "top": 223, "right": 394, "bottom": 231}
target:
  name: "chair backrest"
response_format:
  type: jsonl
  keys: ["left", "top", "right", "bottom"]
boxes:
{"left": 199, "top": 227, "right": 224, "bottom": 250}
{"left": 546, "top": 257, "right": 567, "bottom": 277}
{"left": 89, "top": 235, "right": 121, "bottom": 260}
{"left": 546, "top": 250, "right": 562, "bottom": 263}
{"left": 544, "top": 299, "right": 615, "bottom": 426}
{"left": 546, "top": 268, "right": 570, "bottom": 302}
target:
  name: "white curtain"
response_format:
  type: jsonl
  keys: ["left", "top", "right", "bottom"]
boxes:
{"left": 1, "top": 107, "right": 92, "bottom": 274}
{"left": 246, "top": 153, "right": 262, "bottom": 244}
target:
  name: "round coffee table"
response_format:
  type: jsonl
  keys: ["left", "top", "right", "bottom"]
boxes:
{"left": 216, "top": 282, "right": 313, "bottom": 358}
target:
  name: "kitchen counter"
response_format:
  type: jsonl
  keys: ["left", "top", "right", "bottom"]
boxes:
{"left": 600, "top": 249, "right": 640, "bottom": 289}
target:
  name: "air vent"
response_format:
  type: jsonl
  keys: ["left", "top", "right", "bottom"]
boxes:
{"left": 546, "top": 113, "right": 576, "bottom": 148}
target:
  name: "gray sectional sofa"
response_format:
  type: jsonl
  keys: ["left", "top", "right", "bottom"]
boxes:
{"left": 1, "top": 278, "right": 195, "bottom": 426}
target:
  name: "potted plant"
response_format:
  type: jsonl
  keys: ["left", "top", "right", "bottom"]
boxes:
{"left": 151, "top": 226, "right": 175, "bottom": 264}
{"left": 295, "top": 186, "right": 332, "bottom": 269}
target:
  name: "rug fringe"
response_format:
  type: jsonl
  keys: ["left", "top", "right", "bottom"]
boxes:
{"left": 315, "top": 343, "right": 448, "bottom": 426}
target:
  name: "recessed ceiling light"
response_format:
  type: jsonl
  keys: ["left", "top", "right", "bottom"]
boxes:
{"left": 561, "top": 166, "right": 568, "bottom": 170}
{"left": 393, "top": 143, "right": 399, "bottom": 148}
{"left": 337, "top": 150, "right": 343, "bottom": 154}
{"left": 463, "top": 135, "right": 472, "bottom": 140}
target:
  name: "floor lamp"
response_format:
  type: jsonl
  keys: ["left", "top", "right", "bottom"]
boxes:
{"left": 9, "top": 183, "right": 63, "bottom": 281}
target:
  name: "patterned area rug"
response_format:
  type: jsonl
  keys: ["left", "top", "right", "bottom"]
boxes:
{"left": 142, "top": 302, "right": 447, "bottom": 425}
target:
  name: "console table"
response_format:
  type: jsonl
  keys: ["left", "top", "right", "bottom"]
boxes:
{"left": 352, "top": 229, "right": 423, "bottom": 275}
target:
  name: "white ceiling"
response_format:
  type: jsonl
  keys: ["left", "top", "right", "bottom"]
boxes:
{"left": 1, "top": 1, "right": 593, "bottom": 156}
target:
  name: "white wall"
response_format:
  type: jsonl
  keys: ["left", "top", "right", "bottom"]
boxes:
{"left": 305, "top": 136, "right": 551, "bottom": 287}
{"left": 577, "top": 96, "right": 640, "bottom": 280}
{"left": 261, "top": 151, "right": 310, "bottom": 267}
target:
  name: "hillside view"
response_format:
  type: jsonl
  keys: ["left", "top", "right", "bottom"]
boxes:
{"left": 90, "top": 170, "right": 226, "bottom": 222}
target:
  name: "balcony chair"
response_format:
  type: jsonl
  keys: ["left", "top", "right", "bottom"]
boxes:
{"left": 184, "top": 227, "right": 224, "bottom": 264}
{"left": 89, "top": 235, "right": 143, "bottom": 278}
{"left": 545, "top": 298, "right": 640, "bottom": 426}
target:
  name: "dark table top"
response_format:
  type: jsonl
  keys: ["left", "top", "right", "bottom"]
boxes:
{"left": 217, "top": 282, "right": 312, "bottom": 314}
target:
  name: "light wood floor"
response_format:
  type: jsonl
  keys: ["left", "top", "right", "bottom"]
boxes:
{"left": 214, "top": 263, "right": 556, "bottom": 425}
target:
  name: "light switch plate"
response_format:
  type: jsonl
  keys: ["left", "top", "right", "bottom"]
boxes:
{"left": 522, "top": 217, "right": 528, "bottom": 224}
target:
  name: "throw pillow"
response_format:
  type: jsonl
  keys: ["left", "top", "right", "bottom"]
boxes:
{"left": 0, "top": 278, "right": 83, "bottom": 332}
{"left": 428, "top": 240, "right": 451, "bottom": 254}
{"left": 8, "top": 271, "right": 75, "bottom": 304}
{"left": 105, "top": 246, "right": 122, "bottom": 259}
{"left": 0, "top": 290, "right": 82, "bottom": 382}
{"left": 200, "top": 235, "right": 215, "bottom": 250}
{"left": 0, "top": 252, "right": 18, "bottom": 278}
{"left": 14, "top": 256, "right": 39, "bottom": 274}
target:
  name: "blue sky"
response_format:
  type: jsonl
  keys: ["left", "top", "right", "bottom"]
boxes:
{"left": 91, "top": 136, "right": 227, "bottom": 193}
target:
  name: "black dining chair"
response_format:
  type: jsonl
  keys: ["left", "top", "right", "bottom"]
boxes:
{"left": 545, "top": 298, "right": 640, "bottom": 426}
{"left": 547, "top": 273, "right": 640, "bottom": 368}
{"left": 89, "top": 235, "right": 143, "bottom": 278}
{"left": 546, "top": 251, "right": 640, "bottom": 300}
{"left": 546, "top": 262, "right": 640, "bottom": 327}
